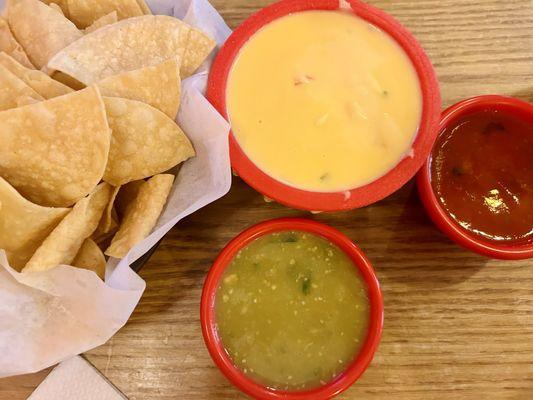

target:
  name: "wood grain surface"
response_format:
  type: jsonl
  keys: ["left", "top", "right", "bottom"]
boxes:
{"left": 1, "top": 0, "right": 532, "bottom": 399}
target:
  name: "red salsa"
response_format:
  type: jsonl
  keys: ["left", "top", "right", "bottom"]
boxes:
{"left": 431, "top": 108, "right": 533, "bottom": 243}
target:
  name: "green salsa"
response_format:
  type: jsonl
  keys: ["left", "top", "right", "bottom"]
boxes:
{"left": 215, "top": 231, "right": 370, "bottom": 390}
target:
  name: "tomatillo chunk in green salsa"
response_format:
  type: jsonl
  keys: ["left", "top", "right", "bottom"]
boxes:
{"left": 215, "top": 231, "right": 370, "bottom": 390}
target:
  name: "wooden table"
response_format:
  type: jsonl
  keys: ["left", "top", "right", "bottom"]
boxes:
{"left": 1, "top": 0, "right": 532, "bottom": 399}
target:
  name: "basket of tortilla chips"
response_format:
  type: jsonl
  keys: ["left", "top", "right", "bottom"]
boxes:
{"left": 0, "top": 0, "right": 231, "bottom": 377}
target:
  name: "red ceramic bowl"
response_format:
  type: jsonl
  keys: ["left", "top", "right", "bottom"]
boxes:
{"left": 201, "top": 218, "right": 384, "bottom": 399}
{"left": 207, "top": 0, "right": 441, "bottom": 211}
{"left": 417, "top": 95, "right": 533, "bottom": 260}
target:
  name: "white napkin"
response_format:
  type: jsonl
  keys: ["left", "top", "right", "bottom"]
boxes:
{"left": 28, "top": 356, "right": 127, "bottom": 400}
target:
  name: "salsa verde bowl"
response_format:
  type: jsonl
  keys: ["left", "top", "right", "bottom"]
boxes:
{"left": 200, "top": 218, "right": 384, "bottom": 399}
{"left": 207, "top": 0, "right": 441, "bottom": 211}
{"left": 417, "top": 95, "right": 533, "bottom": 260}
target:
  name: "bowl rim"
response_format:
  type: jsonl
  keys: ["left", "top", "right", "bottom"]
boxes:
{"left": 207, "top": 0, "right": 441, "bottom": 211}
{"left": 200, "top": 217, "right": 384, "bottom": 399}
{"left": 416, "top": 94, "right": 533, "bottom": 260}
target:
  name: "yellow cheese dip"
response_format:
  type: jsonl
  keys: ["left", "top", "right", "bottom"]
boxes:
{"left": 215, "top": 231, "right": 370, "bottom": 390}
{"left": 227, "top": 11, "right": 422, "bottom": 192}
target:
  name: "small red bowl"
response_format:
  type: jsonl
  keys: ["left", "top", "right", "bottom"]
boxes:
{"left": 207, "top": 0, "right": 441, "bottom": 211}
{"left": 200, "top": 218, "right": 384, "bottom": 399}
{"left": 417, "top": 95, "right": 533, "bottom": 260}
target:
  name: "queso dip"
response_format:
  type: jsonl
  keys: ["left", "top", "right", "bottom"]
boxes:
{"left": 227, "top": 11, "right": 422, "bottom": 192}
{"left": 215, "top": 231, "right": 370, "bottom": 390}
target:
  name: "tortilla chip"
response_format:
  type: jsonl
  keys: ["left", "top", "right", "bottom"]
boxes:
{"left": 97, "top": 185, "right": 120, "bottom": 235}
{"left": 136, "top": 0, "right": 151, "bottom": 14}
{"left": 0, "top": 86, "right": 110, "bottom": 207}
{"left": 48, "top": 15, "right": 215, "bottom": 84}
{"left": 182, "top": 27, "right": 216, "bottom": 78}
{"left": 48, "top": 2, "right": 64, "bottom": 15}
{"left": 7, "top": 0, "right": 83, "bottom": 69}
{"left": 0, "top": 17, "right": 34, "bottom": 69}
{"left": 24, "top": 183, "right": 113, "bottom": 272}
{"left": 84, "top": 11, "right": 118, "bottom": 34}
{"left": 66, "top": 0, "right": 142, "bottom": 28}
{"left": 50, "top": 71, "right": 86, "bottom": 90}
{"left": 41, "top": 0, "right": 69, "bottom": 17}
{"left": 0, "top": 63, "right": 43, "bottom": 111}
{"left": 105, "top": 174, "right": 174, "bottom": 258}
{"left": 97, "top": 57, "right": 181, "bottom": 119}
{"left": 0, "top": 52, "right": 73, "bottom": 99}
{"left": 0, "top": 177, "right": 69, "bottom": 271}
{"left": 92, "top": 207, "right": 119, "bottom": 244}
{"left": 15, "top": 95, "right": 40, "bottom": 106}
{"left": 114, "top": 180, "right": 144, "bottom": 219}
{"left": 102, "top": 97, "right": 194, "bottom": 186}
{"left": 72, "top": 238, "right": 106, "bottom": 279}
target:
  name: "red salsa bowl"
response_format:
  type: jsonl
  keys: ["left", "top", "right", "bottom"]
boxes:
{"left": 417, "top": 95, "right": 533, "bottom": 260}
{"left": 200, "top": 218, "right": 384, "bottom": 399}
{"left": 207, "top": 0, "right": 441, "bottom": 211}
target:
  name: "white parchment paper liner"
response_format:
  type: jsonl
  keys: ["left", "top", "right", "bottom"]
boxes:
{"left": 0, "top": 0, "right": 232, "bottom": 377}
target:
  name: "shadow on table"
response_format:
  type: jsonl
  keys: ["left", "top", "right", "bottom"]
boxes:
{"left": 381, "top": 184, "right": 488, "bottom": 289}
